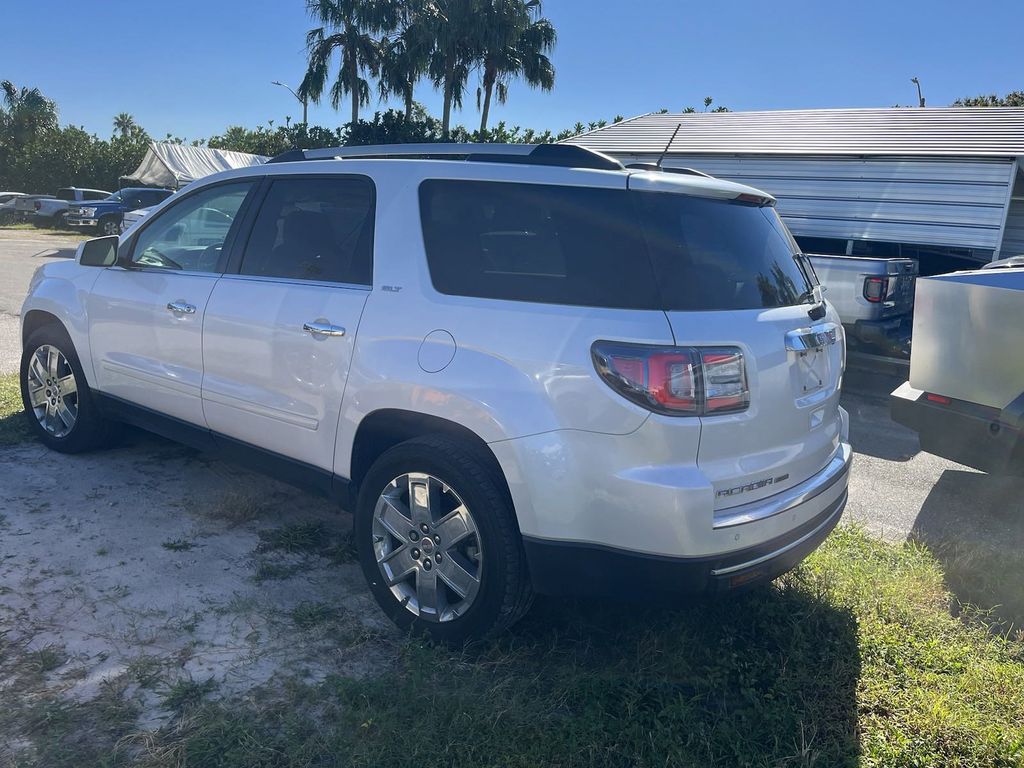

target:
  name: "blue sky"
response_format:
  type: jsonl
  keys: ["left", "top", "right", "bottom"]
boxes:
{"left": 1, "top": 0, "right": 1021, "bottom": 140}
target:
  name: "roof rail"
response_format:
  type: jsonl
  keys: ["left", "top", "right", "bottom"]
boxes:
{"left": 265, "top": 143, "right": 625, "bottom": 172}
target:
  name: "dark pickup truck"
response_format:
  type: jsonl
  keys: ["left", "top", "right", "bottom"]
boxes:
{"left": 66, "top": 187, "right": 173, "bottom": 235}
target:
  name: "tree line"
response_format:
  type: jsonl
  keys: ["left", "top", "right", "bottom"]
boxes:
{"left": 298, "top": 0, "right": 556, "bottom": 136}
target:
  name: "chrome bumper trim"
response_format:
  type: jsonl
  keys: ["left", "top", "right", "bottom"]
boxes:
{"left": 711, "top": 489, "right": 847, "bottom": 576}
{"left": 712, "top": 442, "right": 852, "bottom": 530}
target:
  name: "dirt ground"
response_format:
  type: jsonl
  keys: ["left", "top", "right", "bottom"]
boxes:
{"left": 0, "top": 430, "right": 396, "bottom": 739}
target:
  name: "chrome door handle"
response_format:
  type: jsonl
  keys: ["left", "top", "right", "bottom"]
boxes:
{"left": 167, "top": 301, "right": 197, "bottom": 315}
{"left": 303, "top": 321, "right": 346, "bottom": 337}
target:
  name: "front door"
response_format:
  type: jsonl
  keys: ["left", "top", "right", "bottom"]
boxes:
{"left": 87, "top": 181, "right": 257, "bottom": 425}
{"left": 201, "top": 175, "right": 375, "bottom": 472}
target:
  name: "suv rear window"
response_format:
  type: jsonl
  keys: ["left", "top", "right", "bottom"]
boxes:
{"left": 419, "top": 180, "right": 813, "bottom": 311}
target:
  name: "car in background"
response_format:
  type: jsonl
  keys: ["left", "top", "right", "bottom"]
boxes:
{"left": 67, "top": 187, "right": 173, "bottom": 236}
{"left": 14, "top": 187, "right": 111, "bottom": 228}
{"left": 807, "top": 254, "right": 917, "bottom": 357}
{"left": 0, "top": 192, "right": 28, "bottom": 223}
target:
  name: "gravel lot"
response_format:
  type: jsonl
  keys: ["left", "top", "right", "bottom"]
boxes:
{"left": 1, "top": 230, "right": 1023, "bottom": 736}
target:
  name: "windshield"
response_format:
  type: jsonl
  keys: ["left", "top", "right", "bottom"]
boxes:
{"left": 636, "top": 192, "right": 816, "bottom": 311}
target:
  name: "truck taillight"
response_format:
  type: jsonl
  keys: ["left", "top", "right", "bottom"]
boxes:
{"left": 864, "top": 276, "right": 889, "bottom": 303}
{"left": 33, "top": 201, "right": 42, "bottom": 211}
{"left": 592, "top": 342, "right": 749, "bottom": 416}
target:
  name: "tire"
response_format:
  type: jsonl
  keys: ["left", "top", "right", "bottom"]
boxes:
{"left": 98, "top": 216, "right": 120, "bottom": 236}
{"left": 354, "top": 435, "right": 533, "bottom": 644}
{"left": 31, "top": 215, "right": 53, "bottom": 229}
{"left": 20, "top": 324, "right": 119, "bottom": 453}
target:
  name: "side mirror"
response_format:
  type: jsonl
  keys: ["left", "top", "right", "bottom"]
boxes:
{"left": 78, "top": 236, "right": 119, "bottom": 267}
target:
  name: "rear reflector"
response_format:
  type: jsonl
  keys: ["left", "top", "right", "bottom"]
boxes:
{"left": 925, "top": 392, "right": 952, "bottom": 405}
{"left": 593, "top": 342, "right": 749, "bottom": 416}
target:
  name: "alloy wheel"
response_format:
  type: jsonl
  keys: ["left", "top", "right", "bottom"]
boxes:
{"left": 26, "top": 344, "right": 79, "bottom": 438}
{"left": 372, "top": 472, "right": 483, "bottom": 622}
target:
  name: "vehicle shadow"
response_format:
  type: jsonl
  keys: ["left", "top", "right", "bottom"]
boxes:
{"left": 909, "top": 468, "right": 1024, "bottom": 632}
{"left": 31, "top": 246, "right": 78, "bottom": 260}
{"left": 840, "top": 367, "right": 919, "bottom": 461}
{"left": 481, "top": 584, "right": 861, "bottom": 765}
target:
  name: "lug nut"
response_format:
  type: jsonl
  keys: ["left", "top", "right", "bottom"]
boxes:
{"left": 411, "top": 548, "right": 420, "bottom": 559}
{"left": 434, "top": 553, "right": 442, "bottom": 563}
{"left": 433, "top": 535, "right": 440, "bottom": 544}
{"left": 409, "top": 530, "right": 419, "bottom": 541}
{"left": 419, "top": 523, "right": 429, "bottom": 533}
{"left": 423, "top": 560, "right": 432, "bottom": 570}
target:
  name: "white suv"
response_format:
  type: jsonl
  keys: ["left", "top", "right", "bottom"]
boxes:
{"left": 19, "top": 144, "right": 851, "bottom": 642}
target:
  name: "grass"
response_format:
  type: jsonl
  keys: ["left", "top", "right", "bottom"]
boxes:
{"left": 161, "top": 538, "right": 195, "bottom": 552}
{"left": 114, "top": 527, "right": 1024, "bottom": 767}
{"left": 0, "top": 372, "right": 32, "bottom": 445}
{"left": 0, "top": 222, "right": 90, "bottom": 239}
{"left": 2, "top": 527, "right": 1022, "bottom": 766}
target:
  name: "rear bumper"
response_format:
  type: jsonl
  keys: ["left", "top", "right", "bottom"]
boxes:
{"left": 890, "top": 382, "right": 1024, "bottom": 475}
{"left": 524, "top": 488, "right": 847, "bottom": 597}
{"left": 847, "top": 316, "right": 912, "bottom": 357}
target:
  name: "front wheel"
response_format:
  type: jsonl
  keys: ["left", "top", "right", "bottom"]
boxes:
{"left": 354, "top": 436, "right": 533, "bottom": 644}
{"left": 98, "top": 216, "right": 120, "bottom": 236}
{"left": 20, "top": 324, "right": 119, "bottom": 453}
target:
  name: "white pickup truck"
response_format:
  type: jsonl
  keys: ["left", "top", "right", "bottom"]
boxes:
{"left": 13, "top": 187, "right": 111, "bottom": 228}
{"left": 807, "top": 254, "right": 917, "bottom": 357}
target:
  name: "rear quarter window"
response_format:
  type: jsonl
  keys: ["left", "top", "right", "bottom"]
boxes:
{"left": 419, "top": 180, "right": 660, "bottom": 309}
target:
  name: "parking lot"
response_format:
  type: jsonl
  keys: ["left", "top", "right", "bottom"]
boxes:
{"left": 2, "top": 230, "right": 1023, "bottom": 762}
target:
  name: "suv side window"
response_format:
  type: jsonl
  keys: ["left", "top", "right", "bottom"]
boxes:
{"left": 419, "top": 180, "right": 659, "bottom": 309}
{"left": 130, "top": 182, "right": 253, "bottom": 273}
{"left": 238, "top": 176, "right": 374, "bottom": 285}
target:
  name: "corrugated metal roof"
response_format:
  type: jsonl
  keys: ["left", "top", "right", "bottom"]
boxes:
{"left": 565, "top": 108, "right": 1024, "bottom": 157}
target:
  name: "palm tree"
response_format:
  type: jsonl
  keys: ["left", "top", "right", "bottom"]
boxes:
{"left": 0, "top": 80, "right": 58, "bottom": 145}
{"left": 377, "top": 4, "right": 432, "bottom": 120}
{"left": 300, "top": 0, "right": 400, "bottom": 125}
{"left": 475, "top": 0, "right": 555, "bottom": 134}
{"left": 113, "top": 113, "right": 136, "bottom": 137}
{"left": 424, "top": 0, "right": 479, "bottom": 139}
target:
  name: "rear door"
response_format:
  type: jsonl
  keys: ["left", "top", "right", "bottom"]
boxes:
{"left": 635, "top": 188, "right": 844, "bottom": 509}
{"left": 201, "top": 174, "right": 374, "bottom": 472}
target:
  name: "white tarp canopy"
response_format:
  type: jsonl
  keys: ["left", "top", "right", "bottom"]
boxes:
{"left": 123, "top": 142, "right": 268, "bottom": 189}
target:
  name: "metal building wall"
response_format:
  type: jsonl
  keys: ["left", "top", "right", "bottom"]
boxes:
{"left": 610, "top": 153, "right": 1016, "bottom": 254}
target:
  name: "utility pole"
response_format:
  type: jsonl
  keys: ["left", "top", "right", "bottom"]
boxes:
{"left": 911, "top": 77, "right": 926, "bottom": 108}
{"left": 272, "top": 80, "right": 308, "bottom": 124}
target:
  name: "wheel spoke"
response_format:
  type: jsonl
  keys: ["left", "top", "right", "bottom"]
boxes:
{"left": 378, "top": 495, "right": 413, "bottom": 540}
{"left": 407, "top": 474, "right": 438, "bottom": 526}
{"left": 30, "top": 353, "right": 47, "bottom": 385}
{"left": 57, "top": 374, "right": 77, "bottom": 396}
{"left": 415, "top": 566, "right": 441, "bottom": 620}
{"left": 380, "top": 544, "right": 417, "bottom": 585}
{"left": 435, "top": 505, "right": 473, "bottom": 548}
{"left": 436, "top": 555, "right": 478, "bottom": 601}
{"left": 28, "top": 384, "right": 48, "bottom": 408}
{"left": 47, "top": 347, "right": 59, "bottom": 379}
{"left": 56, "top": 400, "right": 75, "bottom": 429}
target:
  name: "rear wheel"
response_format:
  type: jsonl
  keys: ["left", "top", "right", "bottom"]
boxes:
{"left": 354, "top": 436, "right": 533, "bottom": 644}
{"left": 20, "top": 324, "right": 119, "bottom": 453}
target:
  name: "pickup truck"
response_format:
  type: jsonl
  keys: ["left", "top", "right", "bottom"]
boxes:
{"left": 891, "top": 260, "right": 1024, "bottom": 475}
{"left": 807, "top": 254, "right": 917, "bottom": 357}
{"left": 66, "top": 187, "right": 173, "bottom": 235}
{"left": 14, "top": 187, "right": 111, "bottom": 227}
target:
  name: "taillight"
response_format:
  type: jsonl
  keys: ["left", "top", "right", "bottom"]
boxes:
{"left": 592, "top": 342, "right": 749, "bottom": 416}
{"left": 864, "top": 276, "right": 889, "bottom": 303}
{"left": 925, "top": 392, "right": 951, "bottom": 405}
{"left": 34, "top": 201, "right": 42, "bottom": 211}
